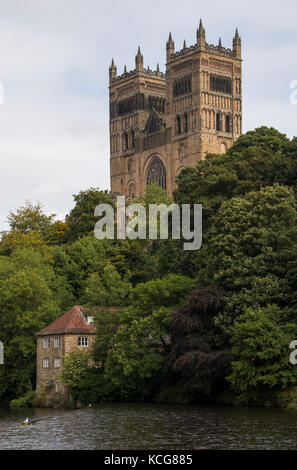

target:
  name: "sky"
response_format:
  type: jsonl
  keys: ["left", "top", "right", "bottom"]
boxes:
{"left": 0, "top": 0, "right": 296, "bottom": 230}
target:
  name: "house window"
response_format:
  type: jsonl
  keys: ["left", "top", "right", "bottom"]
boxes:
{"left": 42, "top": 358, "right": 49, "bottom": 368}
{"left": 43, "top": 338, "right": 50, "bottom": 348}
{"left": 55, "top": 383, "right": 60, "bottom": 392}
{"left": 78, "top": 337, "right": 89, "bottom": 346}
{"left": 54, "top": 358, "right": 61, "bottom": 368}
{"left": 54, "top": 337, "right": 60, "bottom": 348}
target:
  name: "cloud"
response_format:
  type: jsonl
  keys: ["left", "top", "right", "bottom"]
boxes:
{"left": 0, "top": 0, "right": 296, "bottom": 230}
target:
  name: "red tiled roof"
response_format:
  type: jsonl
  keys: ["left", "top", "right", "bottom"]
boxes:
{"left": 37, "top": 305, "right": 97, "bottom": 335}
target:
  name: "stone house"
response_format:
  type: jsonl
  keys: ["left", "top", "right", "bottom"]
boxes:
{"left": 35, "top": 305, "right": 98, "bottom": 407}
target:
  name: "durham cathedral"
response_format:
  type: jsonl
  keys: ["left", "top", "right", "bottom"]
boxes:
{"left": 109, "top": 20, "right": 242, "bottom": 197}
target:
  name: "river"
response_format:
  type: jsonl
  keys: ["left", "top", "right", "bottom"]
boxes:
{"left": 0, "top": 403, "right": 296, "bottom": 450}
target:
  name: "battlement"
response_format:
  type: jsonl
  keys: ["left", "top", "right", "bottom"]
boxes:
{"left": 170, "top": 41, "right": 235, "bottom": 60}
{"left": 109, "top": 46, "right": 166, "bottom": 86}
{"left": 112, "top": 66, "right": 165, "bottom": 85}
{"left": 166, "top": 20, "right": 241, "bottom": 62}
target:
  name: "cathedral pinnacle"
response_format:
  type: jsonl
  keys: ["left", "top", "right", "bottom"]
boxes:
{"left": 135, "top": 46, "right": 144, "bottom": 72}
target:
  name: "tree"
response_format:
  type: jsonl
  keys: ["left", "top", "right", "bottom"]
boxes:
{"left": 67, "top": 188, "right": 114, "bottom": 242}
{"left": 202, "top": 184, "right": 297, "bottom": 332}
{"left": 169, "top": 285, "right": 231, "bottom": 403}
{"left": 84, "top": 263, "right": 132, "bottom": 307}
{"left": 174, "top": 127, "right": 296, "bottom": 216}
{"left": 0, "top": 249, "right": 59, "bottom": 401}
{"left": 61, "top": 350, "right": 89, "bottom": 404}
{"left": 228, "top": 305, "right": 297, "bottom": 404}
{"left": 102, "top": 274, "right": 195, "bottom": 400}
{"left": 0, "top": 230, "right": 52, "bottom": 259}
{"left": 7, "top": 201, "right": 55, "bottom": 235}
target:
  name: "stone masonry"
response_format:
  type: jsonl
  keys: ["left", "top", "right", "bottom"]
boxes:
{"left": 109, "top": 20, "right": 242, "bottom": 197}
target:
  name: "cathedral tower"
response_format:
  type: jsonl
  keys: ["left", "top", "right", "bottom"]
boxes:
{"left": 109, "top": 22, "right": 242, "bottom": 197}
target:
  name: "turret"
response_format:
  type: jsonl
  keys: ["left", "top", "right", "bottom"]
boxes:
{"left": 109, "top": 58, "right": 117, "bottom": 84}
{"left": 166, "top": 32, "right": 175, "bottom": 61}
{"left": 197, "top": 19, "right": 206, "bottom": 49}
{"left": 233, "top": 28, "right": 241, "bottom": 58}
{"left": 135, "top": 46, "right": 144, "bottom": 73}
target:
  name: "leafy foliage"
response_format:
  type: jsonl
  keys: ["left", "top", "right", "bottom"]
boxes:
{"left": 169, "top": 285, "right": 231, "bottom": 403}
{"left": 228, "top": 306, "right": 297, "bottom": 404}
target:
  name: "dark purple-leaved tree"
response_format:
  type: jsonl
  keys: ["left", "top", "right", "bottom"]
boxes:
{"left": 169, "top": 285, "right": 232, "bottom": 403}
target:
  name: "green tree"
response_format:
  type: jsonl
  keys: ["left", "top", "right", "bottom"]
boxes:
{"left": 228, "top": 305, "right": 297, "bottom": 404}
{"left": 84, "top": 263, "right": 132, "bottom": 307}
{"left": 103, "top": 275, "right": 195, "bottom": 399}
{"left": 61, "top": 350, "right": 89, "bottom": 390}
{"left": 67, "top": 188, "right": 114, "bottom": 242}
{"left": 7, "top": 201, "right": 55, "bottom": 235}
{"left": 0, "top": 252, "right": 59, "bottom": 401}
{"left": 202, "top": 184, "right": 297, "bottom": 332}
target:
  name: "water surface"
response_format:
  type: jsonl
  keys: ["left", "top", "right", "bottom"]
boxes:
{"left": 0, "top": 403, "right": 296, "bottom": 450}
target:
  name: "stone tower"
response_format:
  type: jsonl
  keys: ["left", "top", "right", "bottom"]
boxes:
{"left": 109, "top": 21, "right": 242, "bottom": 197}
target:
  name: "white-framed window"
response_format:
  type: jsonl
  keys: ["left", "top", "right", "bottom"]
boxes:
{"left": 54, "top": 337, "right": 60, "bottom": 348}
{"left": 42, "top": 358, "right": 49, "bottom": 368}
{"left": 43, "top": 338, "right": 50, "bottom": 349}
{"left": 55, "top": 383, "right": 60, "bottom": 392}
{"left": 54, "top": 358, "right": 61, "bottom": 368}
{"left": 78, "top": 337, "right": 88, "bottom": 346}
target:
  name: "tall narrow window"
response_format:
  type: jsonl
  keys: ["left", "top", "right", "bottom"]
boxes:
{"left": 131, "top": 129, "right": 135, "bottom": 148}
{"left": 42, "top": 358, "right": 49, "bottom": 368}
{"left": 54, "top": 358, "right": 61, "bottom": 368}
{"left": 43, "top": 338, "right": 50, "bottom": 349}
{"left": 225, "top": 115, "right": 231, "bottom": 133}
{"left": 216, "top": 113, "right": 221, "bottom": 131}
{"left": 184, "top": 113, "right": 188, "bottom": 133}
{"left": 176, "top": 115, "right": 181, "bottom": 135}
{"left": 122, "top": 132, "right": 129, "bottom": 151}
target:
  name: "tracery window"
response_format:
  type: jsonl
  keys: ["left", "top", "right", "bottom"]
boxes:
{"left": 146, "top": 156, "right": 167, "bottom": 190}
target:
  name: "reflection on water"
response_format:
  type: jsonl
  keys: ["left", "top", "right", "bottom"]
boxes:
{"left": 0, "top": 403, "right": 297, "bottom": 450}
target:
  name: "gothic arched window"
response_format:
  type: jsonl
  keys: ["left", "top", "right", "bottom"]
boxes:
{"left": 146, "top": 156, "right": 167, "bottom": 190}
{"left": 225, "top": 115, "right": 231, "bottom": 133}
